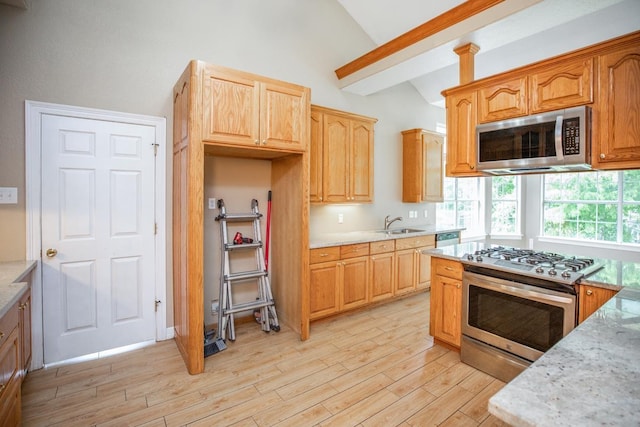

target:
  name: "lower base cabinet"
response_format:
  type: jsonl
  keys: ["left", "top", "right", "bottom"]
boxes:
{"left": 310, "top": 235, "right": 435, "bottom": 321}
{"left": 430, "top": 257, "right": 463, "bottom": 350}
{"left": 0, "top": 306, "right": 21, "bottom": 424}
{"left": 578, "top": 284, "right": 619, "bottom": 323}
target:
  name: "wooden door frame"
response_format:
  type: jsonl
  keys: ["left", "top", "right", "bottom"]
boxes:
{"left": 25, "top": 100, "right": 167, "bottom": 370}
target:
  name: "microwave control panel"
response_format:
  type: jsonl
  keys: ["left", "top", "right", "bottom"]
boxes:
{"left": 563, "top": 117, "right": 581, "bottom": 155}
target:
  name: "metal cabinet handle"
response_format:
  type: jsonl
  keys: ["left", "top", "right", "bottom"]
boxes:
{"left": 586, "top": 289, "right": 593, "bottom": 296}
{"left": 457, "top": 283, "right": 461, "bottom": 289}
{"left": 319, "top": 253, "right": 329, "bottom": 257}
{"left": 445, "top": 267, "right": 453, "bottom": 271}
{"left": 46, "top": 248, "right": 58, "bottom": 258}
{"left": 600, "top": 153, "right": 606, "bottom": 159}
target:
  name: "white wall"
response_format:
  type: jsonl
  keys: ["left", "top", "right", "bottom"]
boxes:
{"left": 0, "top": 0, "right": 444, "bottom": 324}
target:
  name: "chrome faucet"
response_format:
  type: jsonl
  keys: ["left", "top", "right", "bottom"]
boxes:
{"left": 384, "top": 215, "right": 403, "bottom": 230}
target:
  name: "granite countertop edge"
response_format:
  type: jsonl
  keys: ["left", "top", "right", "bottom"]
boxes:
{"left": 0, "top": 260, "right": 38, "bottom": 319}
{"left": 487, "top": 286, "right": 640, "bottom": 426}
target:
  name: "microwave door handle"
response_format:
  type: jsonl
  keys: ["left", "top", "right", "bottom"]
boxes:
{"left": 555, "top": 115, "right": 564, "bottom": 161}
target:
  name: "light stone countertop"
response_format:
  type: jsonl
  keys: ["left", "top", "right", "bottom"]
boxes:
{"left": 0, "top": 260, "right": 37, "bottom": 319}
{"left": 488, "top": 287, "right": 640, "bottom": 426}
{"left": 422, "top": 244, "right": 640, "bottom": 426}
{"left": 309, "top": 225, "right": 464, "bottom": 249}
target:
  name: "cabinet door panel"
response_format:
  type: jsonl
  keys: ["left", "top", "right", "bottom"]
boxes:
{"left": 309, "top": 261, "right": 339, "bottom": 319}
{"left": 310, "top": 110, "right": 323, "bottom": 202}
{"left": 260, "top": 82, "right": 308, "bottom": 151}
{"left": 342, "top": 257, "right": 369, "bottom": 310}
{"left": 395, "top": 249, "right": 416, "bottom": 295}
{"left": 431, "top": 275, "right": 462, "bottom": 347}
{"left": 530, "top": 58, "right": 593, "bottom": 112}
{"left": 350, "top": 120, "right": 374, "bottom": 202}
{"left": 479, "top": 77, "right": 527, "bottom": 123}
{"left": 446, "top": 91, "right": 479, "bottom": 176}
{"left": 322, "top": 114, "right": 350, "bottom": 202}
{"left": 202, "top": 68, "right": 259, "bottom": 145}
{"left": 594, "top": 45, "right": 640, "bottom": 168}
{"left": 370, "top": 253, "right": 395, "bottom": 302}
{"left": 423, "top": 133, "right": 444, "bottom": 202}
{"left": 579, "top": 285, "right": 617, "bottom": 323}
{"left": 417, "top": 246, "right": 433, "bottom": 290}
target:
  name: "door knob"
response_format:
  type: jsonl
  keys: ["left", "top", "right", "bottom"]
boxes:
{"left": 46, "top": 248, "right": 58, "bottom": 258}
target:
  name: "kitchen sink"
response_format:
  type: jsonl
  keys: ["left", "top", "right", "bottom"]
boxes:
{"left": 380, "top": 228, "right": 424, "bottom": 235}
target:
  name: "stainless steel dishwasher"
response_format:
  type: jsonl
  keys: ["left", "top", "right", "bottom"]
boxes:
{"left": 435, "top": 231, "right": 460, "bottom": 247}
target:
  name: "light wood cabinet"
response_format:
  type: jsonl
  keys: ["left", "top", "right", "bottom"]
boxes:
{"left": 430, "top": 257, "right": 463, "bottom": 350}
{"left": 173, "top": 61, "right": 310, "bottom": 374}
{"left": 201, "top": 63, "right": 309, "bottom": 152}
{"left": 310, "top": 105, "right": 377, "bottom": 203}
{"left": 401, "top": 129, "right": 444, "bottom": 203}
{"left": 593, "top": 43, "right": 640, "bottom": 169}
{"left": 310, "top": 235, "right": 435, "bottom": 320}
{"left": 369, "top": 240, "right": 396, "bottom": 302}
{"left": 309, "top": 245, "right": 369, "bottom": 320}
{"left": 530, "top": 58, "right": 594, "bottom": 113}
{"left": 478, "top": 77, "right": 527, "bottom": 123}
{"left": 578, "top": 284, "right": 618, "bottom": 324}
{"left": 445, "top": 90, "right": 479, "bottom": 177}
{"left": 18, "top": 289, "right": 31, "bottom": 376}
{"left": 443, "top": 31, "right": 640, "bottom": 176}
{"left": 0, "top": 303, "right": 21, "bottom": 424}
{"left": 395, "top": 235, "right": 436, "bottom": 296}
{"left": 309, "top": 110, "right": 323, "bottom": 202}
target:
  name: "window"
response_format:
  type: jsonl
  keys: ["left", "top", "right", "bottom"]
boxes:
{"left": 542, "top": 170, "right": 640, "bottom": 244}
{"left": 437, "top": 176, "right": 484, "bottom": 237}
{"left": 490, "top": 176, "right": 521, "bottom": 235}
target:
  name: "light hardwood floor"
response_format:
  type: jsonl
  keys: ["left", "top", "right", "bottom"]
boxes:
{"left": 21, "top": 293, "right": 510, "bottom": 426}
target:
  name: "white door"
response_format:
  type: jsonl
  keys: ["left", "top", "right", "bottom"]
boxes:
{"left": 40, "top": 114, "right": 157, "bottom": 364}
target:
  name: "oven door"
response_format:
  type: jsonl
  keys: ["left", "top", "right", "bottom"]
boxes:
{"left": 462, "top": 271, "right": 576, "bottom": 363}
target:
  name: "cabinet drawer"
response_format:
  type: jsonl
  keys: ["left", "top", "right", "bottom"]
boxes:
{"left": 310, "top": 247, "right": 340, "bottom": 264}
{"left": 433, "top": 258, "right": 463, "bottom": 280}
{"left": 0, "top": 304, "right": 18, "bottom": 349}
{"left": 370, "top": 240, "right": 395, "bottom": 254}
{"left": 395, "top": 235, "right": 435, "bottom": 250}
{"left": 340, "top": 243, "right": 370, "bottom": 259}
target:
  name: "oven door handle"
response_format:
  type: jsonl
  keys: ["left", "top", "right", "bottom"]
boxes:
{"left": 496, "top": 282, "right": 574, "bottom": 305}
{"left": 555, "top": 114, "right": 564, "bottom": 162}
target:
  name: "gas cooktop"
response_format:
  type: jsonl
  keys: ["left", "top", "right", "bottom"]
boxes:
{"left": 460, "top": 246, "right": 603, "bottom": 285}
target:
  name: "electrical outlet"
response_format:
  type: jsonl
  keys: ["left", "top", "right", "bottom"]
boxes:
{"left": 0, "top": 187, "right": 18, "bottom": 204}
{"left": 208, "top": 198, "right": 217, "bottom": 209}
{"left": 423, "top": 210, "right": 428, "bottom": 218}
{"left": 338, "top": 213, "right": 344, "bottom": 224}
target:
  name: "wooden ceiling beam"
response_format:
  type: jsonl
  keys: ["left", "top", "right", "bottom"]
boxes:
{"left": 335, "top": 0, "right": 503, "bottom": 80}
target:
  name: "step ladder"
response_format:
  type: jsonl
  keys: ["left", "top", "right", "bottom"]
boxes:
{"left": 215, "top": 198, "right": 280, "bottom": 343}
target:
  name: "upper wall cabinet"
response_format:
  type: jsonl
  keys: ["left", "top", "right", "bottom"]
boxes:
{"left": 442, "top": 31, "right": 640, "bottom": 177}
{"left": 402, "top": 129, "right": 444, "bottom": 203}
{"left": 478, "top": 77, "right": 527, "bottom": 123}
{"left": 592, "top": 43, "right": 640, "bottom": 169}
{"left": 310, "top": 105, "right": 377, "bottom": 203}
{"left": 445, "top": 90, "right": 479, "bottom": 176}
{"left": 202, "top": 64, "right": 309, "bottom": 152}
{"left": 530, "top": 58, "right": 594, "bottom": 113}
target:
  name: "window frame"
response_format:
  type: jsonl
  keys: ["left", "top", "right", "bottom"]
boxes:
{"left": 540, "top": 170, "right": 640, "bottom": 247}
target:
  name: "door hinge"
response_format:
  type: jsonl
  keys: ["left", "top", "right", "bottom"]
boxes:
{"left": 152, "top": 143, "right": 159, "bottom": 156}
{"left": 154, "top": 222, "right": 158, "bottom": 235}
{"left": 155, "top": 300, "right": 161, "bottom": 312}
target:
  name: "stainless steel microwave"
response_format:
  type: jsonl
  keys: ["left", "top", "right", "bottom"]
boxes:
{"left": 476, "top": 106, "right": 591, "bottom": 175}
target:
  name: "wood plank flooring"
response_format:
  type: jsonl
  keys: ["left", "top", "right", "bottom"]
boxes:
{"left": 21, "top": 293, "right": 511, "bottom": 426}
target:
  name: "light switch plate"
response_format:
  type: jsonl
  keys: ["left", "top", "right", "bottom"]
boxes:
{"left": 0, "top": 187, "right": 18, "bottom": 204}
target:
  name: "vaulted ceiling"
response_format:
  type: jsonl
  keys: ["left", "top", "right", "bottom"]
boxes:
{"left": 336, "top": 0, "right": 640, "bottom": 107}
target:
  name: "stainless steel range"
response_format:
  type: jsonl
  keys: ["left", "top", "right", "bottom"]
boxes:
{"left": 460, "top": 246, "right": 602, "bottom": 382}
